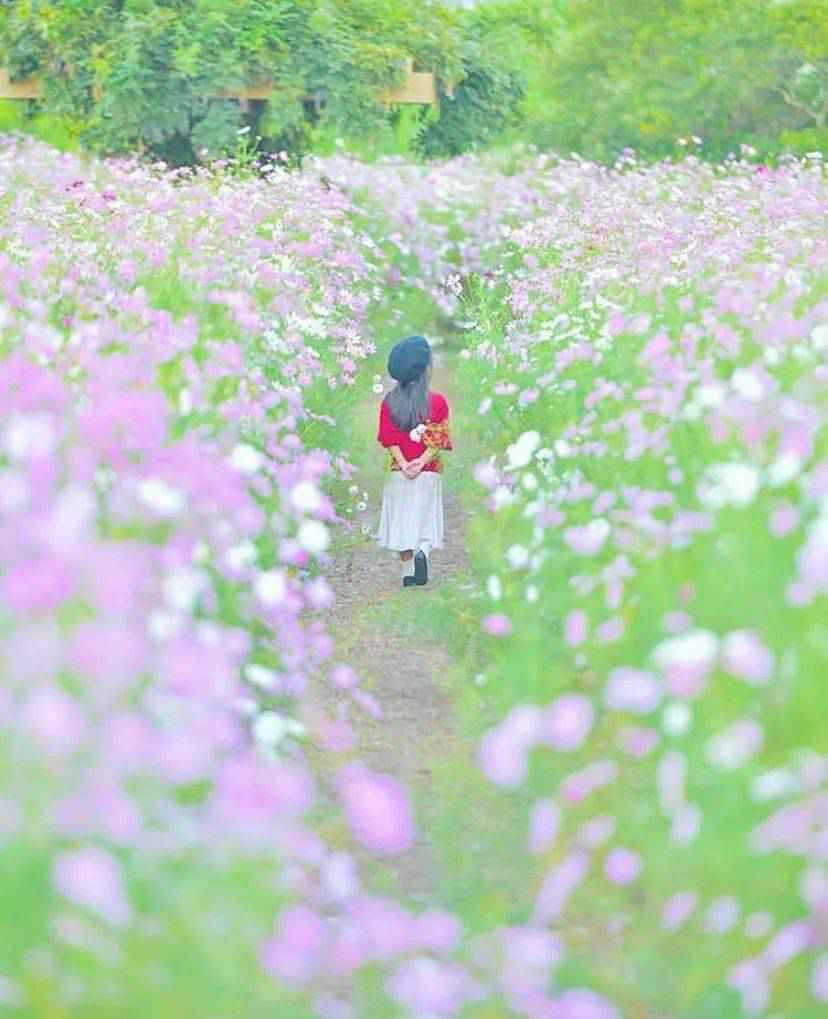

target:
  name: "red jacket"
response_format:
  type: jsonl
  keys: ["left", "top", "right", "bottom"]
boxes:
{"left": 377, "top": 392, "right": 452, "bottom": 473}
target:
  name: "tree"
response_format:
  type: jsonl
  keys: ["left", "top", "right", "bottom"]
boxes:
{"left": 0, "top": 0, "right": 471, "bottom": 162}
{"left": 525, "top": 0, "right": 828, "bottom": 161}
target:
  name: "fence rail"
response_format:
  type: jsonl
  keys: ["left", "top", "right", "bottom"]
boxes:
{"left": 0, "top": 64, "right": 438, "bottom": 106}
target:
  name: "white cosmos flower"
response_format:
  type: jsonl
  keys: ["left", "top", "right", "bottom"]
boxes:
{"left": 811, "top": 323, "right": 828, "bottom": 349}
{"left": 224, "top": 541, "right": 257, "bottom": 570}
{"left": 178, "top": 387, "right": 193, "bottom": 415}
{"left": 706, "top": 719, "right": 763, "bottom": 771}
{"left": 409, "top": 424, "right": 426, "bottom": 442}
{"left": 697, "top": 463, "right": 760, "bottom": 509}
{"left": 526, "top": 584, "right": 539, "bottom": 603}
{"left": 139, "top": 477, "right": 186, "bottom": 516}
{"left": 253, "top": 711, "right": 288, "bottom": 748}
{"left": 255, "top": 569, "right": 287, "bottom": 605}
{"left": 662, "top": 702, "right": 692, "bottom": 737}
{"left": 3, "top": 412, "right": 56, "bottom": 460}
{"left": 492, "top": 485, "right": 515, "bottom": 510}
{"left": 0, "top": 471, "right": 29, "bottom": 514}
{"left": 505, "top": 430, "right": 541, "bottom": 469}
{"left": 372, "top": 384, "right": 384, "bottom": 394}
{"left": 244, "top": 664, "right": 278, "bottom": 690}
{"left": 731, "top": 369, "right": 764, "bottom": 401}
{"left": 192, "top": 541, "right": 210, "bottom": 564}
{"left": 751, "top": 769, "right": 797, "bottom": 802}
{"left": 766, "top": 453, "right": 801, "bottom": 487}
{"left": 230, "top": 443, "right": 264, "bottom": 474}
{"left": 147, "top": 609, "right": 182, "bottom": 642}
{"left": 298, "top": 519, "right": 330, "bottom": 554}
{"left": 506, "top": 544, "right": 530, "bottom": 569}
{"left": 653, "top": 629, "right": 719, "bottom": 673}
{"left": 695, "top": 383, "right": 726, "bottom": 409}
{"left": 291, "top": 480, "right": 323, "bottom": 514}
{"left": 487, "top": 575, "right": 503, "bottom": 601}
{"left": 162, "top": 568, "right": 206, "bottom": 612}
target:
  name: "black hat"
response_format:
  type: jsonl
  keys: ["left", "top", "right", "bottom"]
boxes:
{"left": 388, "top": 335, "right": 431, "bottom": 383}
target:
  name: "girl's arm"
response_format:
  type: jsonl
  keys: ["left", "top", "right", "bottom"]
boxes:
{"left": 388, "top": 445, "right": 409, "bottom": 471}
{"left": 405, "top": 446, "right": 437, "bottom": 477}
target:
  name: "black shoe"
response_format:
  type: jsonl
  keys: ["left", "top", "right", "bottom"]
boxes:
{"left": 413, "top": 551, "right": 428, "bottom": 586}
{"left": 403, "top": 575, "right": 416, "bottom": 587}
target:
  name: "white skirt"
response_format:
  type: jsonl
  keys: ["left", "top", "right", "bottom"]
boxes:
{"left": 376, "top": 471, "right": 445, "bottom": 552}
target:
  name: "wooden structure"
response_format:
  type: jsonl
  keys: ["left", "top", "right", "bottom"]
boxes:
{"left": 0, "top": 61, "right": 438, "bottom": 106}
{"left": 0, "top": 67, "right": 43, "bottom": 99}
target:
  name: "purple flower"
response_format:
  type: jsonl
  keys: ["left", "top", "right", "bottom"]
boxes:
{"left": 811, "top": 954, "right": 828, "bottom": 1002}
{"left": 541, "top": 694, "right": 594, "bottom": 751}
{"left": 617, "top": 726, "right": 660, "bottom": 757}
{"left": 563, "top": 519, "right": 610, "bottom": 556}
{"left": 555, "top": 988, "right": 620, "bottom": 1019}
{"left": 564, "top": 609, "right": 589, "bottom": 647}
{"left": 387, "top": 956, "right": 478, "bottom": 1017}
{"left": 414, "top": 910, "right": 463, "bottom": 954}
{"left": 662, "top": 891, "right": 698, "bottom": 930}
{"left": 534, "top": 852, "right": 591, "bottom": 923}
{"left": 604, "top": 848, "right": 642, "bottom": 885}
{"left": 528, "top": 799, "right": 561, "bottom": 855}
{"left": 482, "top": 613, "right": 512, "bottom": 637}
{"left": 261, "top": 906, "right": 327, "bottom": 985}
{"left": 721, "top": 630, "right": 774, "bottom": 684}
{"left": 2, "top": 556, "right": 76, "bottom": 614}
{"left": 604, "top": 668, "right": 662, "bottom": 714}
{"left": 24, "top": 686, "right": 88, "bottom": 757}
{"left": 480, "top": 706, "right": 543, "bottom": 788}
{"left": 52, "top": 846, "right": 131, "bottom": 926}
{"left": 338, "top": 765, "right": 415, "bottom": 856}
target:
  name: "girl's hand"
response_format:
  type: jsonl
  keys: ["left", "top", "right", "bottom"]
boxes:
{"left": 404, "top": 458, "right": 423, "bottom": 479}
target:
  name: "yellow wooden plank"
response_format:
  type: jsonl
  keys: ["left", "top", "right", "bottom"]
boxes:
{"left": 217, "top": 81, "right": 276, "bottom": 101}
{"left": 0, "top": 67, "right": 438, "bottom": 105}
{"left": 0, "top": 68, "right": 43, "bottom": 99}
{"left": 379, "top": 71, "right": 437, "bottom": 106}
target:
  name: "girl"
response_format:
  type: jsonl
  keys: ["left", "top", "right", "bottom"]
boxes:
{"left": 377, "top": 335, "right": 452, "bottom": 587}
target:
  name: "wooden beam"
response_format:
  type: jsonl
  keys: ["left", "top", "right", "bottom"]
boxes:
{"left": 217, "top": 81, "right": 277, "bottom": 101}
{"left": 0, "top": 68, "right": 43, "bottom": 99}
{"left": 0, "top": 67, "right": 438, "bottom": 106}
{"left": 379, "top": 71, "right": 437, "bottom": 107}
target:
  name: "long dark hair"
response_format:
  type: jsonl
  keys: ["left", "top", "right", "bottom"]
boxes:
{"left": 385, "top": 365, "right": 432, "bottom": 432}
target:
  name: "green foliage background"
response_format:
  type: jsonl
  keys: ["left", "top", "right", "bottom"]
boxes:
{"left": 0, "top": 0, "right": 546, "bottom": 163}
{"left": 1, "top": 1, "right": 825, "bottom": 163}
{"left": 517, "top": 0, "right": 828, "bottom": 161}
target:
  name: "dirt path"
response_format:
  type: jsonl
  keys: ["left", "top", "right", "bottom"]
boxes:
{"left": 321, "top": 348, "right": 474, "bottom": 900}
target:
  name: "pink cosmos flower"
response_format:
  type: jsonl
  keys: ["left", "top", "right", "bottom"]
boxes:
{"left": 604, "top": 847, "right": 642, "bottom": 885}
{"left": 338, "top": 765, "right": 415, "bottom": 856}
{"left": 812, "top": 954, "right": 828, "bottom": 1002}
{"left": 604, "top": 668, "right": 662, "bottom": 714}
{"left": 261, "top": 906, "right": 327, "bottom": 985}
{"left": 482, "top": 613, "right": 512, "bottom": 637}
{"left": 556, "top": 988, "right": 620, "bottom": 1019}
{"left": 541, "top": 694, "right": 594, "bottom": 751}
{"left": 720, "top": 630, "right": 774, "bottom": 684}
{"left": 563, "top": 609, "right": 589, "bottom": 647}
{"left": 528, "top": 799, "right": 561, "bottom": 856}
{"left": 52, "top": 846, "right": 131, "bottom": 927}
{"left": 662, "top": 891, "right": 698, "bottom": 930}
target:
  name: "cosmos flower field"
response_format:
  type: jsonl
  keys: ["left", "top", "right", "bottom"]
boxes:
{"left": 0, "top": 135, "right": 826, "bottom": 1018}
